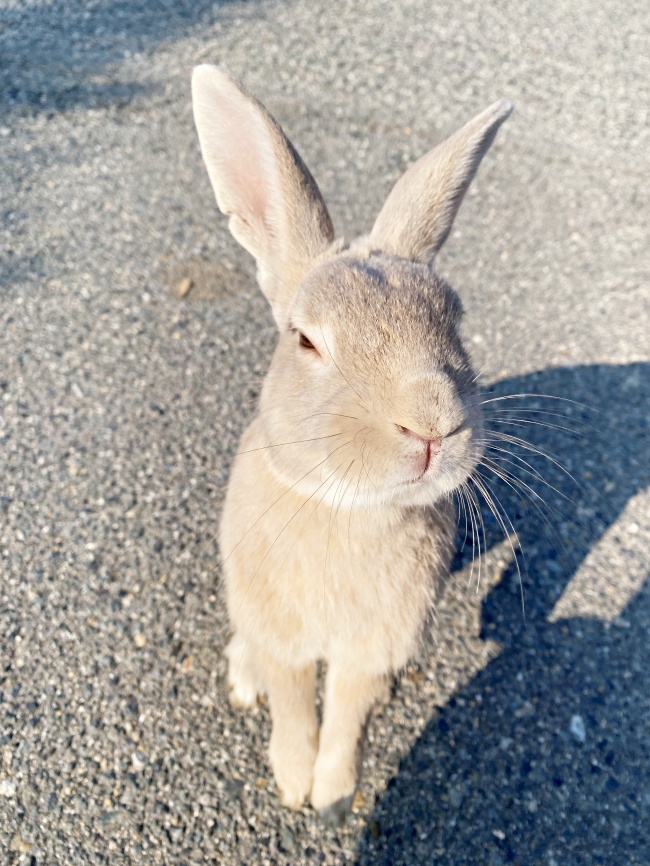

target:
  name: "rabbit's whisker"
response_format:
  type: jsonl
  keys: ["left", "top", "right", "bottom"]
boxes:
{"left": 467, "top": 480, "right": 486, "bottom": 593}
{"left": 222, "top": 439, "right": 353, "bottom": 567}
{"left": 326, "top": 459, "right": 356, "bottom": 572}
{"left": 233, "top": 451, "right": 352, "bottom": 624}
{"left": 270, "top": 458, "right": 355, "bottom": 588}
{"left": 480, "top": 393, "right": 597, "bottom": 414}
{"left": 299, "top": 412, "right": 361, "bottom": 423}
{"left": 322, "top": 461, "right": 357, "bottom": 636}
{"left": 486, "top": 416, "right": 585, "bottom": 439}
{"left": 484, "top": 407, "right": 602, "bottom": 442}
{"left": 480, "top": 460, "right": 557, "bottom": 540}
{"left": 347, "top": 466, "right": 364, "bottom": 578}
{"left": 470, "top": 472, "right": 525, "bottom": 617}
{"left": 465, "top": 483, "right": 481, "bottom": 592}
{"left": 476, "top": 462, "right": 535, "bottom": 578}
{"left": 476, "top": 458, "right": 581, "bottom": 582}
{"left": 485, "top": 406, "right": 583, "bottom": 420}
{"left": 359, "top": 440, "right": 378, "bottom": 494}
{"left": 480, "top": 431, "right": 578, "bottom": 487}
{"left": 235, "top": 459, "right": 348, "bottom": 680}
{"left": 484, "top": 405, "right": 596, "bottom": 431}
{"left": 456, "top": 484, "right": 477, "bottom": 590}
{"left": 318, "top": 321, "right": 370, "bottom": 412}
{"left": 458, "top": 482, "right": 479, "bottom": 591}
{"left": 456, "top": 483, "right": 470, "bottom": 553}
{"left": 479, "top": 442, "right": 577, "bottom": 504}
{"left": 235, "top": 432, "right": 346, "bottom": 456}
{"left": 484, "top": 408, "right": 620, "bottom": 456}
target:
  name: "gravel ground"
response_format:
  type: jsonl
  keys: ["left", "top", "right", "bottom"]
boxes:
{"left": 1, "top": 0, "right": 649, "bottom": 864}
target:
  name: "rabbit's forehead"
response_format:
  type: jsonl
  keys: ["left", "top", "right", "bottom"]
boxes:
{"left": 295, "top": 256, "right": 461, "bottom": 357}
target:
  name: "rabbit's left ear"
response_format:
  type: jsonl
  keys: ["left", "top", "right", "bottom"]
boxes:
{"left": 370, "top": 99, "right": 514, "bottom": 263}
{"left": 192, "top": 65, "right": 335, "bottom": 323}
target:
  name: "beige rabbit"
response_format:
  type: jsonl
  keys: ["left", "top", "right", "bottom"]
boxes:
{"left": 191, "top": 66, "right": 513, "bottom": 819}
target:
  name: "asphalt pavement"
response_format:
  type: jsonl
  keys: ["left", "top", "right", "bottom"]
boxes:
{"left": 1, "top": 0, "right": 649, "bottom": 864}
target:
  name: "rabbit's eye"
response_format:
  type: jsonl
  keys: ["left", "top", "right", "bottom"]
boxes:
{"left": 298, "top": 332, "right": 316, "bottom": 351}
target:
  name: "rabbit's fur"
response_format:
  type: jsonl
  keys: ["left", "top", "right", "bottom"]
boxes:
{"left": 192, "top": 66, "right": 513, "bottom": 817}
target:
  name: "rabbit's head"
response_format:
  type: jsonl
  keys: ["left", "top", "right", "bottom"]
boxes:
{"left": 192, "top": 66, "right": 512, "bottom": 508}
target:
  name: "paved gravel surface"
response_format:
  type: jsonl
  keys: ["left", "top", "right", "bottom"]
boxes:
{"left": 1, "top": 0, "right": 649, "bottom": 864}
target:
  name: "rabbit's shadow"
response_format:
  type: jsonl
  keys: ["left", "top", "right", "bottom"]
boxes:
{"left": 355, "top": 361, "right": 649, "bottom": 866}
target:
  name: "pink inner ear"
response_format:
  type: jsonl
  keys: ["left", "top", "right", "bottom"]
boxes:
{"left": 193, "top": 65, "right": 335, "bottom": 316}
{"left": 202, "top": 88, "right": 278, "bottom": 236}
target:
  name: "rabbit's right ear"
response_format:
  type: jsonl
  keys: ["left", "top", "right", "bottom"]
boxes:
{"left": 192, "top": 66, "right": 335, "bottom": 324}
{"left": 370, "top": 99, "right": 514, "bottom": 263}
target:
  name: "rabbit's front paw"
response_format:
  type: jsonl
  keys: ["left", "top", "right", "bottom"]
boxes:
{"left": 310, "top": 755, "right": 356, "bottom": 818}
{"left": 225, "top": 634, "right": 264, "bottom": 708}
{"left": 228, "top": 666, "right": 263, "bottom": 708}
{"left": 270, "top": 732, "right": 318, "bottom": 809}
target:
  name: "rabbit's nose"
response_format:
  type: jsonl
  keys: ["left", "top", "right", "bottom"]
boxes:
{"left": 396, "top": 424, "right": 443, "bottom": 454}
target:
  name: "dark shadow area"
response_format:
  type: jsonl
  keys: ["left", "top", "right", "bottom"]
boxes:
{"left": 0, "top": 0, "right": 258, "bottom": 118}
{"left": 356, "top": 362, "right": 650, "bottom": 866}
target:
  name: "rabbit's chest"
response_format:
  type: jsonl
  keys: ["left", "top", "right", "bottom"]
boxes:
{"left": 221, "top": 448, "right": 451, "bottom": 667}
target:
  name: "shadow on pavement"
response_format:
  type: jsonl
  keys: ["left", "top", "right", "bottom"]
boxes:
{"left": 0, "top": 0, "right": 257, "bottom": 118}
{"left": 356, "top": 361, "right": 650, "bottom": 866}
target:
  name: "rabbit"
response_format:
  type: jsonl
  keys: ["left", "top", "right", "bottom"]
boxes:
{"left": 191, "top": 65, "right": 513, "bottom": 819}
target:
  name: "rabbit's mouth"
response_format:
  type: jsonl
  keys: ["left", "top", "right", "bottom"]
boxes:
{"left": 391, "top": 426, "right": 483, "bottom": 504}
{"left": 398, "top": 434, "right": 442, "bottom": 484}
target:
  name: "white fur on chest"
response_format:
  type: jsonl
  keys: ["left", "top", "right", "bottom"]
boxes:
{"left": 220, "top": 424, "right": 448, "bottom": 671}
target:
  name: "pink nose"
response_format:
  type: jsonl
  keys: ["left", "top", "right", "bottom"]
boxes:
{"left": 396, "top": 424, "right": 442, "bottom": 454}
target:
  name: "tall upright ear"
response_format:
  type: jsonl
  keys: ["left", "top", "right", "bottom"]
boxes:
{"left": 191, "top": 65, "right": 335, "bottom": 321}
{"left": 370, "top": 99, "right": 514, "bottom": 263}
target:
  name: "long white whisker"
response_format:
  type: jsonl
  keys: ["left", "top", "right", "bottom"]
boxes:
{"left": 235, "top": 432, "right": 345, "bottom": 456}
{"left": 234, "top": 457, "right": 349, "bottom": 623}
{"left": 318, "top": 321, "right": 369, "bottom": 410}
{"left": 481, "top": 430, "right": 579, "bottom": 487}
{"left": 471, "top": 473, "right": 525, "bottom": 619}
{"left": 222, "top": 439, "right": 353, "bottom": 567}
{"left": 458, "top": 485, "right": 477, "bottom": 590}
{"left": 486, "top": 416, "right": 584, "bottom": 439}
{"left": 481, "top": 443, "right": 577, "bottom": 504}
{"left": 465, "top": 483, "right": 484, "bottom": 592}
{"left": 480, "top": 393, "right": 597, "bottom": 413}
{"left": 477, "top": 459, "right": 578, "bottom": 578}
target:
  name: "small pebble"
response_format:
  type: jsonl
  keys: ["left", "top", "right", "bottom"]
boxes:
{"left": 279, "top": 825, "right": 296, "bottom": 852}
{"left": 525, "top": 795, "right": 538, "bottom": 813}
{"left": 570, "top": 714, "right": 586, "bottom": 743}
{"left": 448, "top": 786, "right": 464, "bottom": 809}
{"left": 223, "top": 778, "right": 244, "bottom": 798}
{"left": 101, "top": 810, "right": 121, "bottom": 826}
{"left": 131, "top": 750, "right": 147, "bottom": 772}
{"left": 9, "top": 835, "right": 32, "bottom": 853}
{"left": 0, "top": 778, "right": 16, "bottom": 797}
{"left": 133, "top": 633, "right": 147, "bottom": 649}
{"left": 120, "top": 786, "right": 136, "bottom": 806}
{"left": 178, "top": 277, "right": 193, "bottom": 299}
{"left": 351, "top": 790, "right": 366, "bottom": 812}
